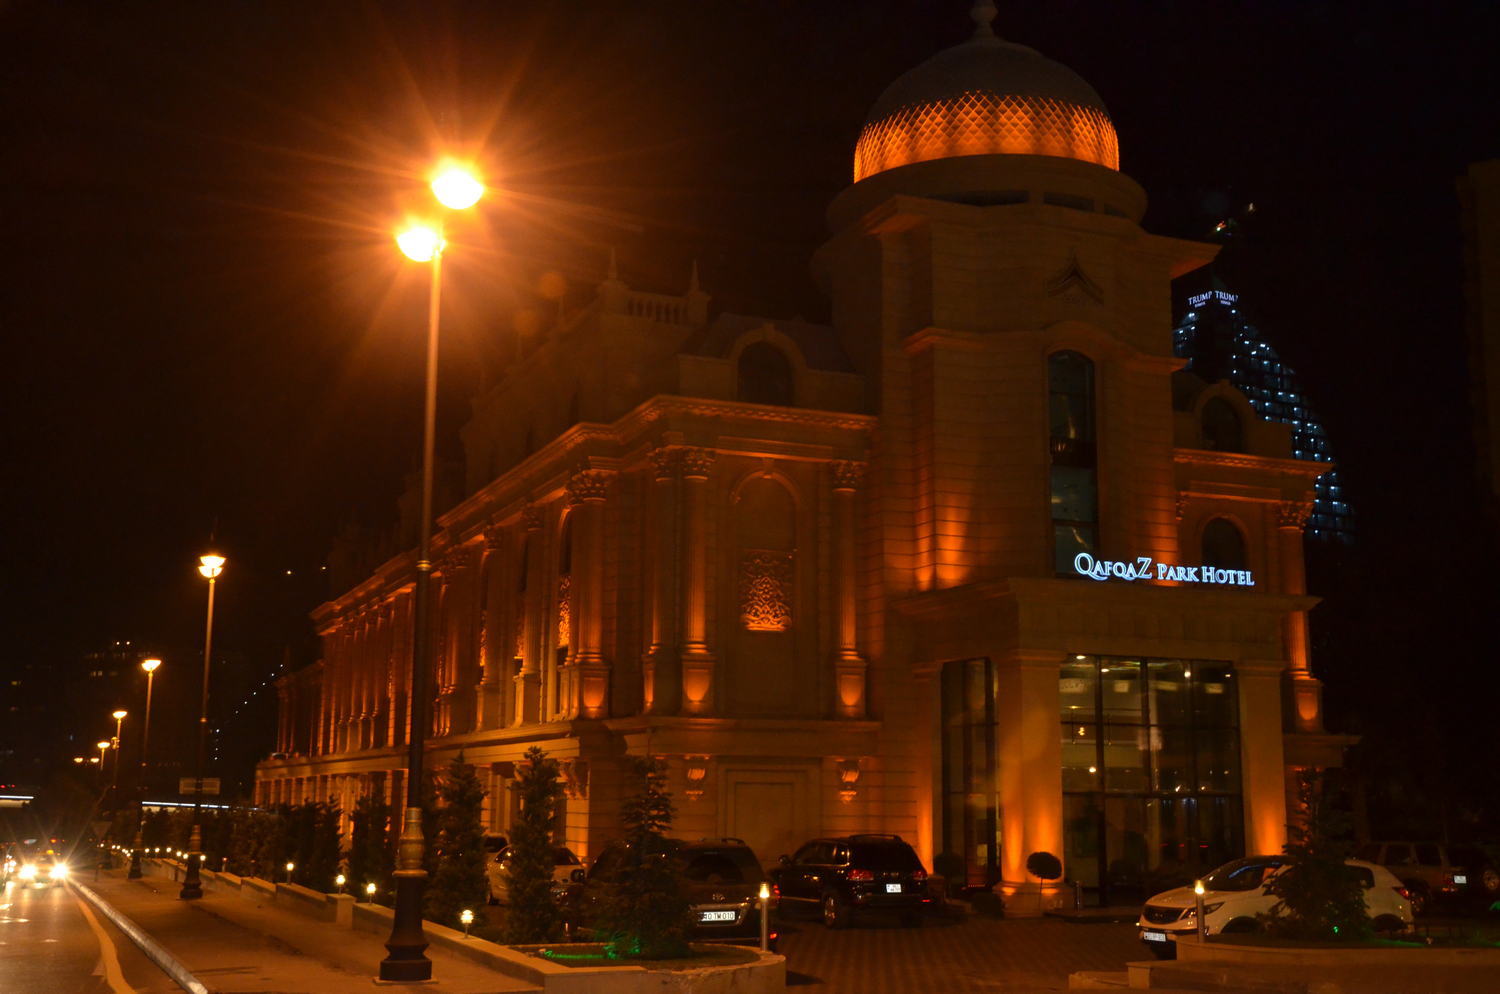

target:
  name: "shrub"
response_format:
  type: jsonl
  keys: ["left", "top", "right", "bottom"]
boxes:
{"left": 1261, "top": 770, "right": 1372, "bottom": 941}
{"left": 504, "top": 746, "right": 565, "bottom": 943}
{"left": 348, "top": 792, "right": 393, "bottom": 899}
{"left": 425, "top": 752, "right": 488, "bottom": 929}
{"left": 596, "top": 756, "right": 691, "bottom": 960}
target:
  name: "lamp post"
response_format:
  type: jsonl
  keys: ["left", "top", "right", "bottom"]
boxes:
{"left": 379, "top": 160, "right": 483, "bottom": 984}
{"left": 180, "top": 553, "right": 225, "bottom": 900}
{"left": 110, "top": 709, "right": 128, "bottom": 793}
{"left": 96, "top": 740, "right": 111, "bottom": 782}
{"left": 130, "top": 658, "right": 162, "bottom": 879}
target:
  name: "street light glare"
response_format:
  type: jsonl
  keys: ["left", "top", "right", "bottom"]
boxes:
{"left": 430, "top": 163, "right": 483, "bottom": 210}
{"left": 396, "top": 224, "right": 444, "bottom": 263}
{"left": 97, "top": 741, "right": 111, "bottom": 751}
{"left": 142, "top": 658, "right": 162, "bottom": 673}
{"left": 112, "top": 709, "right": 128, "bottom": 720}
{"left": 198, "top": 553, "right": 226, "bottom": 579}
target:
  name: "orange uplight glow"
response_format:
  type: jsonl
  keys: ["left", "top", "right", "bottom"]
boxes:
{"left": 853, "top": 92, "right": 1119, "bottom": 182}
{"left": 396, "top": 224, "right": 444, "bottom": 263}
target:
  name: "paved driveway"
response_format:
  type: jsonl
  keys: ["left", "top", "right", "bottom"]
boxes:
{"left": 777, "top": 912, "right": 1144, "bottom": 993}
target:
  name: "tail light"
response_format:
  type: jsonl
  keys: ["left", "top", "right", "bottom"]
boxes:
{"left": 772, "top": 883, "right": 780, "bottom": 897}
{"left": 911, "top": 869, "right": 927, "bottom": 882}
{"left": 847, "top": 868, "right": 874, "bottom": 882}
{"left": 1394, "top": 886, "right": 1411, "bottom": 901}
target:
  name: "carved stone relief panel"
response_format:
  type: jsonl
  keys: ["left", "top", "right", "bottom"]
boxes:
{"left": 740, "top": 550, "right": 793, "bottom": 632}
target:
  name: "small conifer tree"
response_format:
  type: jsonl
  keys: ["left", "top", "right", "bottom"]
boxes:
{"left": 425, "top": 752, "right": 489, "bottom": 929}
{"left": 504, "top": 746, "right": 565, "bottom": 943}
{"left": 1261, "top": 769, "right": 1372, "bottom": 940}
{"left": 599, "top": 756, "right": 690, "bottom": 959}
{"left": 348, "top": 792, "right": 393, "bottom": 899}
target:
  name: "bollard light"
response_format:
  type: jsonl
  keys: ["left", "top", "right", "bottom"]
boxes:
{"left": 366, "top": 881, "right": 377, "bottom": 902}
{"left": 336, "top": 873, "right": 346, "bottom": 894}
{"left": 759, "top": 882, "right": 771, "bottom": 952}
{"left": 460, "top": 908, "right": 474, "bottom": 938}
{"left": 1193, "top": 879, "right": 1207, "bottom": 941}
{"left": 285, "top": 861, "right": 295, "bottom": 882}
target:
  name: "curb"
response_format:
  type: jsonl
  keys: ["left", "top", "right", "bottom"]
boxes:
{"left": 70, "top": 880, "right": 211, "bottom": 994}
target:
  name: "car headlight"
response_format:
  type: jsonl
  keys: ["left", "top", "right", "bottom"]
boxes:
{"left": 49, "top": 863, "right": 68, "bottom": 879}
{"left": 18, "top": 864, "right": 37, "bottom": 881}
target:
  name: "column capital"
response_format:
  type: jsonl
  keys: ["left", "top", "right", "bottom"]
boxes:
{"left": 483, "top": 521, "right": 507, "bottom": 550}
{"left": 830, "top": 460, "right": 867, "bottom": 493}
{"left": 648, "top": 444, "right": 679, "bottom": 481}
{"left": 566, "top": 467, "right": 616, "bottom": 505}
{"left": 679, "top": 446, "right": 717, "bottom": 480}
{"left": 521, "top": 502, "right": 544, "bottom": 532}
{"left": 1277, "top": 500, "right": 1313, "bottom": 530}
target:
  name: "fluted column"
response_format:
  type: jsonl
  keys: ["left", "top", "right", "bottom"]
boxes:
{"left": 1277, "top": 499, "right": 1322, "bottom": 733}
{"left": 477, "top": 525, "right": 508, "bottom": 730}
{"left": 514, "top": 504, "right": 544, "bottom": 724}
{"left": 830, "top": 460, "right": 868, "bottom": 718}
{"left": 644, "top": 445, "right": 681, "bottom": 713}
{"left": 678, "top": 447, "right": 717, "bottom": 714}
{"left": 564, "top": 467, "right": 615, "bottom": 719}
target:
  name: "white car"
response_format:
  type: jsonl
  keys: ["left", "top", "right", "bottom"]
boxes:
{"left": 1137, "top": 855, "right": 1412, "bottom": 957}
{"left": 486, "top": 845, "right": 581, "bottom": 904}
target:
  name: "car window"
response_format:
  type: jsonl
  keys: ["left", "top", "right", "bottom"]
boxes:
{"left": 556, "top": 848, "right": 580, "bottom": 866}
{"left": 849, "top": 843, "right": 922, "bottom": 871}
{"left": 1201, "top": 857, "right": 1284, "bottom": 892}
{"left": 832, "top": 845, "right": 851, "bottom": 865}
{"left": 792, "top": 843, "right": 821, "bottom": 865}
{"left": 1384, "top": 844, "right": 1412, "bottom": 865}
{"left": 1414, "top": 844, "right": 1441, "bottom": 866}
{"left": 1345, "top": 865, "right": 1375, "bottom": 888}
{"left": 682, "top": 851, "right": 749, "bottom": 884}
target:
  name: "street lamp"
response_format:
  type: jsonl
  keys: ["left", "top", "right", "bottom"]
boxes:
{"left": 380, "top": 160, "right": 482, "bottom": 984}
{"left": 109, "top": 710, "right": 128, "bottom": 810}
{"left": 96, "top": 740, "right": 111, "bottom": 779}
{"left": 181, "top": 553, "right": 225, "bottom": 901}
{"left": 130, "top": 658, "right": 162, "bottom": 879}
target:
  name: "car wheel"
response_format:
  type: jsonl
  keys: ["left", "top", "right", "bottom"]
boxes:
{"left": 898, "top": 909, "right": 922, "bottom": 928}
{"left": 1406, "top": 883, "right": 1429, "bottom": 917}
{"left": 821, "top": 892, "right": 849, "bottom": 929}
{"left": 1479, "top": 868, "right": 1500, "bottom": 896}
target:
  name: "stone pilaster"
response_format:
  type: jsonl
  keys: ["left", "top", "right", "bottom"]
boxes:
{"left": 678, "top": 447, "right": 717, "bottom": 714}
{"left": 1276, "top": 499, "right": 1323, "bottom": 733}
{"left": 564, "top": 467, "right": 615, "bottom": 719}
{"left": 644, "top": 445, "right": 681, "bottom": 713}
{"left": 514, "top": 503, "right": 545, "bottom": 725}
{"left": 830, "top": 460, "right": 867, "bottom": 718}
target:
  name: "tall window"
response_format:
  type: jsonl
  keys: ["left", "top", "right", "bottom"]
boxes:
{"left": 1060, "top": 655, "right": 1242, "bottom": 905}
{"left": 1201, "top": 518, "right": 1248, "bottom": 571}
{"left": 941, "top": 658, "right": 998, "bottom": 889}
{"left": 1049, "top": 351, "right": 1098, "bottom": 573}
{"left": 737, "top": 342, "right": 795, "bottom": 406}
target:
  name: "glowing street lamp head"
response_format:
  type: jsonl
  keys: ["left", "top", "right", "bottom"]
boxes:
{"left": 97, "top": 741, "right": 111, "bottom": 752}
{"left": 430, "top": 162, "right": 484, "bottom": 210}
{"left": 198, "top": 553, "right": 226, "bottom": 579}
{"left": 142, "top": 658, "right": 162, "bottom": 674}
{"left": 112, "top": 709, "right": 128, "bottom": 721}
{"left": 396, "top": 224, "right": 444, "bottom": 263}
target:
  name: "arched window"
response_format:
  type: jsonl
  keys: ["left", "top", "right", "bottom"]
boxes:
{"left": 1201, "top": 398, "right": 1243, "bottom": 453}
{"left": 1201, "top": 518, "right": 1247, "bottom": 571}
{"left": 736, "top": 342, "right": 795, "bottom": 406}
{"left": 1049, "top": 350, "right": 1098, "bottom": 574}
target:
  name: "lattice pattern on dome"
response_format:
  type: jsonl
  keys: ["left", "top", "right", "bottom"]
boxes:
{"left": 854, "top": 92, "right": 1119, "bottom": 182}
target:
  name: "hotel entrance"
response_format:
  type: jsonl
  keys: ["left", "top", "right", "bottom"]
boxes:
{"left": 1060, "top": 655, "right": 1244, "bottom": 906}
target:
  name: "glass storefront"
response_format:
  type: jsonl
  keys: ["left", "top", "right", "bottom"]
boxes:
{"left": 1061, "top": 655, "right": 1243, "bottom": 905}
{"left": 940, "top": 658, "right": 999, "bottom": 890}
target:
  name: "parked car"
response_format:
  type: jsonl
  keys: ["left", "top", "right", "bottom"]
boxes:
{"left": 559, "top": 837, "right": 776, "bottom": 949}
{"left": 486, "top": 844, "right": 580, "bottom": 904}
{"left": 770, "top": 834, "right": 932, "bottom": 928}
{"left": 1353, "top": 841, "right": 1500, "bottom": 915}
{"left": 1137, "top": 855, "right": 1412, "bottom": 958}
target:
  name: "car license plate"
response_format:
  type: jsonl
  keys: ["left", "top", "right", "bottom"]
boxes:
{"left": 1142, "top": 930, "right": 1169, "bottom": 944}
{"left": 886, "top": 883, "right": 902, "bottom": 893}
{"left": 1454, "top": 874, "right": 1468, "bottom": 885}
{"left": 699, "top": 910, "right": 737, "bottom": 923}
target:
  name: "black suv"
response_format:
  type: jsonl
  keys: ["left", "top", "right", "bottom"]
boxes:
{"left": 770, "top": 834, "right": 931, "bottom": 928}
{"left": 559, "top": 838, "right": 776, "bottom": 949}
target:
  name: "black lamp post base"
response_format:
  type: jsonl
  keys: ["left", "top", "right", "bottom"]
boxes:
{"left": 378, "top": 873, "right": 431, "bottom": 982}
{"left": 179, "top": 853, "right": 204, "bottom": 900}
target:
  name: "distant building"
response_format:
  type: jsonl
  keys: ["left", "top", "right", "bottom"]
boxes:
{"left": 259, "top": 6, "right": 1350, "bottom": 909}
{"left": 1174, "top": 286, "right": 1354, "bottom": 543}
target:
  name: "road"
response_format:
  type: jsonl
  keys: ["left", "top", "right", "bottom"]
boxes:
{"left": 1, "top": 876, "right": 178, "bottom": 994}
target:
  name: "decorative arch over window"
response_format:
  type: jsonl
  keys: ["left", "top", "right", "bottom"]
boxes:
{"left": 736, "top": 342, "right": 795, "bottom": 407}
{"left": 1201, "top": 397, "right": 1244, "bottom": 453}
{"left": 1201, "top": 517, "right": 1248, "bottom": 571}
{"left": 1048, "top": 350, "right": 1098, "bottom": 574}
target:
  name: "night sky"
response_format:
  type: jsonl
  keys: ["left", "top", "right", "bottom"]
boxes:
{"left": 4, "top": 1, "right": 1498, "bottom": 815}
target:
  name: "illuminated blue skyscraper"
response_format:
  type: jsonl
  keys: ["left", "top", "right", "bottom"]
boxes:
{"left": 1174, "top": 285, "right": 1353, "bottom": 543}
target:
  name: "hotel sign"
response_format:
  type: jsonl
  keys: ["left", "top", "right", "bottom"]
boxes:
{"left": 1073, "top": 553, "right": 1254, "bottom": 588}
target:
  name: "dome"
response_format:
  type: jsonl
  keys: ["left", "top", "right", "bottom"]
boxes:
{"left": 853, "top": 6, "right": 1119, "bottom": 182}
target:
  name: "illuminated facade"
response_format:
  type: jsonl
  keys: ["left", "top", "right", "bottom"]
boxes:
{"left": 1174, "top": 287, "right": 1353, "bottom": 543}
{"left": 257, "top": 6, "right": 1346, "bottom": 909}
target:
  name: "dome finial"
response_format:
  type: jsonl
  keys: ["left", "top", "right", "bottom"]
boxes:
{"left": 970, "top": 0, "right": 999, "bottom": 41}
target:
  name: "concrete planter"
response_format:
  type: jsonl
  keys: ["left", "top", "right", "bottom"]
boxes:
{"left": 1174, "top": 932, "right": 1500, "bottom": 967}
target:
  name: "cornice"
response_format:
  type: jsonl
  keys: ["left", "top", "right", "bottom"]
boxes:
{"left": 1174, "top": 448, "right": 1328, "bottom": 478}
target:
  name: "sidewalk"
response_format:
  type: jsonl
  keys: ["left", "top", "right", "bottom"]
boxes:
{"left": 87, "top": 868, "right": 538, "bottom": 994}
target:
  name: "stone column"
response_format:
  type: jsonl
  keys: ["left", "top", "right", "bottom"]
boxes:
{"left": 995, "top": 649, "right": 1065, "bottom": 914}
{"left": 678, "top": 447, "right": 717, "bottom": 714}
{"left": 1240, "top": 659, "right": 1290, "bottom": 855}
{"left": 564, "top": 467, "right": 615, "bottom": 719}
{"left": 514, "top": 504, "right": 545, "bottom": 725}
{"left": 1277, "top": 500, "right": 1323, "bottom": 732}
{"left": 477, "top": 525, "right": 508, "bottom": 730}
{"left": 830, "top": 460, "right": 868, "bottom": 718}
{"left": 444, "top": 547, "right": 479, "bottom": 734}
{"left": 388, "top": 591, "right": 411, "bottom": 748}
{"left": 645, "top": 445, "right": 681, "bottom": 713}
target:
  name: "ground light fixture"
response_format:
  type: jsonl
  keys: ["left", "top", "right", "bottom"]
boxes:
{"left": 366, "top": 882, "right": 377, "bottom": 902}
{"left": 460, "top": 908, "right": 474, "bottom": 938}
{"left": 380, "top": 156, "right": 484, "bottom": 985}
{"left": 336, "top": 873, "right": 346, "bottom": 894}
{"left": 759, "top": 882, "right": 771, "bottom": 951}
{"left": 286, "top": 861, "right": 295, "bottom": 882}
{"left": 1193, "top": 879, "right": 1207, "bottom": 940}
